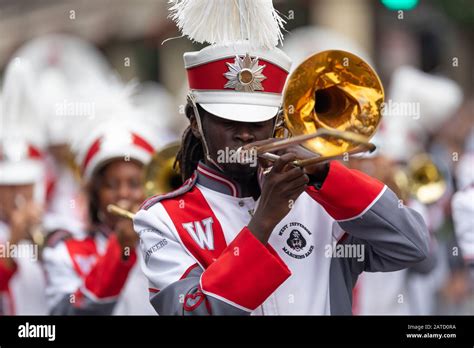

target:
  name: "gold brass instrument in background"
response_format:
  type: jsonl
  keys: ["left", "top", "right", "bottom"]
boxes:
{"left": 143, "top": 142, "right": 182, "bottom": 198}
{"left": 107, "top": 142, "right": 182, "bottom": 220}
{"left": 393, "top": 154, "right": 447, "bottom": 205}
{"left": 240, "top": 50, "right": 384, "bottom": 166}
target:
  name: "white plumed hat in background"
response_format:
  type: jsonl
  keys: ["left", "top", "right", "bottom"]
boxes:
{"left": 72, "top": 80, "right": 160, "bottom": 182}
{"left": 15, "top": 33, "right": 115, "bottom": 147}
{"left": 131, "top": 81, "right": 179, "bottom": 144}
{"left": 376, "top": 66, "right": 463, "bottom": 161}
{"left": 0, "top": 58, "right": 45, "bottom": 201}
{"left": 14, "top": 33, "right": 112, "bottom": 86}
{"left": 74, "top": 118, "right": 158, "bottom": 183}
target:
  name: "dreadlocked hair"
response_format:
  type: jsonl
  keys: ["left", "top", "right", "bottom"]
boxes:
{"left": 174, "top": 102, "right": 205, "bottom": 181}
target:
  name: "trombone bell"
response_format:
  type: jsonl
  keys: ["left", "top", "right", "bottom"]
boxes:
{"left": 282, "top": 50, "right": 384, "bottom": 157}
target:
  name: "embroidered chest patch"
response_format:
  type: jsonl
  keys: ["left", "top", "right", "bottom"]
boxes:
{"left": 277, "top": 222, "right": 314, "bottom": 259}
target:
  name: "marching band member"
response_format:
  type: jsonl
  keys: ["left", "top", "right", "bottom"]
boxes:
{"left": 352, "top": 67, "right": 463, "bottom": 315}
{"left": 0, "top": 58, "right": 48, "bottom": 315}
{"left": 0, "top": 165, "right": 45, "bottom": 315}
{"left": 42, "top": 93, "right": 158, "bottom": 315}
{"left": 15, "top": 33, "right": 117, "bottom": 237}
{"left": 133, "top": 0, "right": 430, "bottom": 315}
{"left": 349, "top": 156, "right": 438, "bottom": 315}
{"left": 452, "top": 152, "right": 474, "bottom": 272}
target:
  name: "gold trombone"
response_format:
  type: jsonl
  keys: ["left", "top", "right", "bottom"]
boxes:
{"left": 109, "top": 50, "right": 385, "bottom": 218}
{"left": 238, "top": 50, "right": 384, "bottom": 166}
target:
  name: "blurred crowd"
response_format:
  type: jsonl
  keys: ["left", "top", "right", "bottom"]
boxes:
{"left": 0, "top": 0, "right": 473, "bottom": 315}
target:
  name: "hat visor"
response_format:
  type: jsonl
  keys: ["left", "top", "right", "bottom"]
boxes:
{"left": 200, "top": 103, "right": 279, "bottom": 122}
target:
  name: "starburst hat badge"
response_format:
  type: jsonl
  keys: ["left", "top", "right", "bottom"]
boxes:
{"left": 224, "top": 53, "right": 267, "bottom": 92}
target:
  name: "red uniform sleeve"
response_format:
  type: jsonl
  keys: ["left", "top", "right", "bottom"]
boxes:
{"left": 79, "top": 234, "right": 137, "bottom": 300}
{"left": 0, "top": 259, "right": 17, "bottom": 291}
{"left": 305, "top": 160, "right": 385, "bottom": 221}
{"left": 200, "top": 227, "right": 291, "bottom": 311}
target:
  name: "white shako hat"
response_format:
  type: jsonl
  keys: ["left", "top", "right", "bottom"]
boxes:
{"left": 170, "top": 0, "right": 292, "bottom": 122}
{"left": 73, "top": 81, "right": 159, "bottom": 183}
{"left": 75, "top": 118, "right": 158, "bottom": 183}
{"left": 184, "top": 42, "right": 291, "bottom": 122}
{"left": 0, "top": 58, "right": 45, "bottom": 200}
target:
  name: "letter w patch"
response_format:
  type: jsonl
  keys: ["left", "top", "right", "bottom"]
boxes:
{"left": 182, "top": 218, "right": 215, "bottom": 250}
{"left": 161, "top": 186, "right": 227, "bottom": 267}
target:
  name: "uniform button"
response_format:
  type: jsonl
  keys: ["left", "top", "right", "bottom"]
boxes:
{"left": 238, "top": 201, "right": 244, "bottom": 207}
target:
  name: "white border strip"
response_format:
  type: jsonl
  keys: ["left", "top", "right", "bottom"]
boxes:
{"left": 199, "top": 277, "right": 253, "bottom": 313}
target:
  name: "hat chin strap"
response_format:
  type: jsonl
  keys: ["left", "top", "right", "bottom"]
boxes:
{"left": 187, "top": 92, "right": 225, "bottom": 172}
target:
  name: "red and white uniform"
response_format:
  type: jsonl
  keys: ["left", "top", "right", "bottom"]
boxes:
{"left": 41, "top": 94, "right": 161, "bottom": 315}
{"left": 135, "top": 161, "right": 430, "bottom": 315}
{"left": 136, "top": 5, "right": 429, "bottom": 315}
{"left": 42, "top": 225, "right": 155, "bottom": 315}
{"left": 452, "top": 154, "right": 474, "bottom": 266}
{"left": 0, "top": 258, "right": 16, "bottom": 315}
{"left": 0, "top": 58, "right": 49, "bottom": 315}
{"left": 0, "top": 222, "right": 48, "bottom": 315}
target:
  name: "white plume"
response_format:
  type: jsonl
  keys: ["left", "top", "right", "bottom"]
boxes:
{"left": 168, "top": 0, "right": 285, "bottom": 48}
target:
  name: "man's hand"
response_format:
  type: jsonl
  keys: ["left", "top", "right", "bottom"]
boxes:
{"left": 247, "top": 138, "right": 329, "bottom": 183}
{"left": 248, "top": 153, "right": 309, "bottom": 244}
{"left": 273, "top": 144, "right": 329, "bottom": 183}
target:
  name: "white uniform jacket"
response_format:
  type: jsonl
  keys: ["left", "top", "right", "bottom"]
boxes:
{"left": 0, "top": 221, "right": 48, "bottom": 315}
{"left": 134, "top": 161, "right": 429, "bottom": 315}
{"left": 42, "top": 225, "right": 156, "bottom": 315}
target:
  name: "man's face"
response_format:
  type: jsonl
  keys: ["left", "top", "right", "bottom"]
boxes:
{"left": 196, "top": 111, "right": 275, "bottom": 178}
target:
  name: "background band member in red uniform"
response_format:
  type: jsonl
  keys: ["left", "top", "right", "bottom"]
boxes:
{"left": 42, "top": 93, "right": 159, "bottom": 315}
{"left": 0, "top": 183, "right": 43, "bottom": 315}
{"left": 0, "top": 58, "right": 47, "bottom": 315}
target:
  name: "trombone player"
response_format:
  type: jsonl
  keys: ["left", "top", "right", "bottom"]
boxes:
{"left": 133, "top": 0, "right": 430, "bottom": 315}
